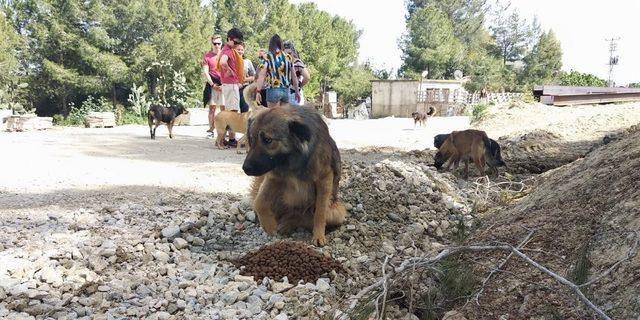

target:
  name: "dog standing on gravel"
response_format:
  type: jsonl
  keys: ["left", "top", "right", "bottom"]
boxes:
{"left": 434, "top": 129, "right": 506, "bottom": 178}
{"left": 411, "top": 106, "right": 435, "bottom": 129}
{"left": 213, "top": 83, "right": 265, "bottom": 153}
{"left": 148, "top": 104, "right": 188, "bottom": 139}
{"left": 242, "top": 104, "right": 346, "bottom": 246}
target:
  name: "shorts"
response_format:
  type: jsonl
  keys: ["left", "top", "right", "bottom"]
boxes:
{"left": 208, "top": 87, "right": 224, "bottom": 106}
{"left": 288, "top": 89, "right": 305, "bottom": 106}
{"left": 266, "top": 87, "right": 289, "bottom": 105}
{"left": 222, "top": 84, "right": 240, "bottom": 111}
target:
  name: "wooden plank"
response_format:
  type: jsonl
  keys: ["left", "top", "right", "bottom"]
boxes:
{"left": 538, "top": 85, "right": 640, "bottom": 96}
{"left": 549, "top": 93, "right": 640, "bottom": 106}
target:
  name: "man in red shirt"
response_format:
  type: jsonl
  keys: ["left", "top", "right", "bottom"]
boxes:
{"left": 218, "top": 27, "right": 244, "bottom": 147}
{"left": 202, "top": 34, "right": 224, "bottom": 136}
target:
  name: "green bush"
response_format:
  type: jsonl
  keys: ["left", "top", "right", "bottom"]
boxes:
{"left": 471, "top": 103, "right": 489, "bottom": 123}
{"left": 120, "top": 111, "right": 148, "bottom": 125}
{"left": 560, "top": 70, "right": 606, "bottom": 87}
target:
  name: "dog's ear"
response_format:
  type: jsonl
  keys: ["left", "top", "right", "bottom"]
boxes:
{"left": 288, "top": 119, "right": 311, "bottom": 142}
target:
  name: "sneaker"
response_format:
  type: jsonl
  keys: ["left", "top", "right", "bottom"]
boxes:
{"left": 206, "top": 128, "right": 213, "bottom": 133}
{"left": 206, "top": 133, "right": 215, "bottom": 139}
{"left": 227, "top": 139, "right": 238, "bottom": 148}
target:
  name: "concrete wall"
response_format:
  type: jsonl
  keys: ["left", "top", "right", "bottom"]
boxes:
{"left": 371, "top": 80, "right": 419, "bottom": 118}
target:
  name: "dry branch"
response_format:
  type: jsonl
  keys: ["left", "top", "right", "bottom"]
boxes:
{"left": 345, "top": 243, "right": 612, "bottom": 320}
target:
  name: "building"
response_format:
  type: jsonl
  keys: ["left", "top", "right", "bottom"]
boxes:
{"left": 370, "top": 79, "right": 466, "bottom": 118}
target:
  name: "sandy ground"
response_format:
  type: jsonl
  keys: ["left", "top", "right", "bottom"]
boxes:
{"left": 0, "top": 116, "right": 469, "bottom": 197}
{"left": 475, "top": 101, "right": 640, "bottom": 141}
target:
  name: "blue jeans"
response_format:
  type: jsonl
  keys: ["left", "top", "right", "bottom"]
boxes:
{"left": 266, "top": 87, "right": 289, "bottom": 104}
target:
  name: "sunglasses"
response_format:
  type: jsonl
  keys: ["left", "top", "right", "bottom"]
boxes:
{"left": 212, "top": 42, "right": 222, "bottom": 46}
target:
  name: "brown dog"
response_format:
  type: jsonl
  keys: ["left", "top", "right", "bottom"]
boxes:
{"left": 213, "top": 83, "right": 265, "bottom": 153}
{"left": 242, "top": 105, "right": 346, "bottom": 246}
{"left": 434, "top": 129, "right": 506, "bottom": 178}
{"left": 411, "top": 106, "right": 435, "bottom": 129}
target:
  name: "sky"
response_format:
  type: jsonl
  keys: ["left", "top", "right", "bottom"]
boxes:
{"left": 289, "top": 0, "right": 640, "bottom": 85}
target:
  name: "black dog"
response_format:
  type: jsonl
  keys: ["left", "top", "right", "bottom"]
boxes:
{"left": 148, "top": 104, "right": 188, "bottom": 139}
{"left": 433, "top": 132, "right": 506, "bottom": 173}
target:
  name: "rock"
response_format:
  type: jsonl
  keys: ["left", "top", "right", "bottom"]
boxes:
{"left": 153, "top": 251, "right": 170, "bottom": 262}
{"left": 161, "top": 225, "right": 181, "bottom": 239}
{"left": 222, "top": 290, "right": 239, "bottom": 305}
{"left": 274, "top": 301, "right": 285, "bottom": 310}
{"left": 172, "top": 238, "right": 189, "bottom": 250}
{"left": 442, "top": 310, "right": 467, "bottom": 320}
{"left": 440, "top": 220, "right": 451, "bottom": 230}
{"left": 176, "top": 299, "right": 186, "bottom": 310}
{"left": 435, "top": 227, "right": 444, "bottom": 238}
{"left": 345, "top": 224, "right": 356, "bottom": 231}
{"left": 155, "top": 311, "right": 171, "bottom": 320}
{"left": 40, "top": 267, "right": 63, "bottom": 287}
{"left": 98, "top": 285, "right": 110, "bottom": 292}
{"left": 315, "top": 278, "right": 331, "bottom": 293}
{"left": 382, "top": 242, "right": 395, "bottom": 255}
{"left": 23, "top": 303, "right": 55, "bottom": 316}
{"left": 408, "top": 223, "right": 425, "bottom": 235}
{"left": 271, "top": 282, "right": 293, "bottom": 293}
{"left": 274, "top": 313, "right": 288, "bottom": 320}
{"left": 234, "top": 274, "right": 254, "bottom": 283}
{"left": 356, "top": 255, "right": 369, "bottom": 263}
{"left": 191, "top": 237, "right": 205, "bottom": 246}
{"left": 245, "top": 211, "right": 256, "bottom": 222}
{"left": 387, "top": 212, "right": 403, "bottom": 223}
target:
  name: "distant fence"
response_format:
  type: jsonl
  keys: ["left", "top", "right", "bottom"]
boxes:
{"left": 417, "top": 89, "right": 522, "bottom": 105}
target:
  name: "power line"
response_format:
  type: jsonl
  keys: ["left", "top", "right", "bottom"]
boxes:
{"left": 606, "top": 37, "right": 620, "bottom": 87}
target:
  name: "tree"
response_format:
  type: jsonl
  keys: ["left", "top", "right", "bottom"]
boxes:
{"left": 400, "top": 5, "right": 463, "bottom": 79}
{"left": 521, "top": 30, "right": 562, "bottom": 86}
{"left": 490, "top": 9, "right": 531, "bottom": 65}
{"left": 332, "top": 64, "right": 376, "bottom": 106}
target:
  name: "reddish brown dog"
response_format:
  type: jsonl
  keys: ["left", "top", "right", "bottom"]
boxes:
{"left": 434, "top": 129, "right": 505, "bottom": 178}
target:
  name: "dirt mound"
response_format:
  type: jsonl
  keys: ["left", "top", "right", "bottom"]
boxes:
{"left": 456, "top": 125, "right": 640, "bottom": 318}
{"left": 498, "top": 129, "right": 597, "bottom": 174}
{"left": 234, "top": 241, "right": 343, "bottom": 284}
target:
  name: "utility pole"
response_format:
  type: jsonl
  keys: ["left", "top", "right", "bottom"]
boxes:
{"left": 606, "top": 37, "right": 620, "bottom": 87}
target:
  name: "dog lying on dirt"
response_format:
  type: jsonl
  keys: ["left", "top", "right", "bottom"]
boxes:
{"left": 434, "top": 129, "right": 506, "bottom": 178}
{"left": 242, "top": 104, "right": 346, "bottom": 246}
{"left": 411, "top": 106, "right": 435, "bottom": 128}
{"left": 148, "top": 104, "right": 188, "bottom": 139}
{"left": 213, "top": 83, "right": 265, "bottom": 153}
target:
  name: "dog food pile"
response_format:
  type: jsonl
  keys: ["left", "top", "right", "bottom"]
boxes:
{"left": 234, "top": 241, "right": 343, "bottom": 284}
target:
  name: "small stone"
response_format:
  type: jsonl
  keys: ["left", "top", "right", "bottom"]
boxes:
{"left": 271, "top": 282, "right": 293, "bottom": 293}
{"left": 245, "top": 211, "right": 256, "bottom": 222}
{"left": 156, "top": 311, "right": 171, "bottom": 320}
{"left": 345, "top": 224, "right": 356, "bottom": 231}
{"left": 356, "top": 255, "right": 369, "bottom": 263}
{"left": 222, "top": 290, "right": 239, "bottom": 305}
{"left": 274, "top": 301, "right": 285, "bottom": 310}
{"left": 274, "top": 313, "right": 288, "bottom": 320}
{"left": 176, "top": 299, "right": 186, "bottom": 310}
{"left": 234, "top": 274, "right": 255, "bottom": 283}
{"left": 98, "top": 285, "right": 110, "bottom": 292}
{"left": 435, "top": 227, "right": 444, "bottom": 238}
{"left": 191, "top": 237, "right": 205, "bottom": 246}
{"left": 315, "top": 278, "right": 331, "bottom": 293}
{"left": 153, "top": 251, "right": 170, "bottom": 262}
{"left": 382, "top": 242, "right": 395, "bottom": 255}
{"left": 386, "top": 212, "right": 403, "bottom": 223}
{"left": 40, "top": 267, "right": 63, "bottom": 287}
{"left": 172, "top": 238, "right": 189, "bottom": 250}
{"left": 161, "top": 225, "right": 180, "bottom": 239}
{"left": 440, "top": 220, "right": 451, "bottom": 230}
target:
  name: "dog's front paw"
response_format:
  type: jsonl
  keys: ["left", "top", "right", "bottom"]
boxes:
{"left": 312, "top": 233, "right": 327, "bottom": 247}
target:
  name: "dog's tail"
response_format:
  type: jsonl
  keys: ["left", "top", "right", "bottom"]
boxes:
{"left": 243, "top": 83, "right": 264, "bottom": 112}
{"left": 427, "top": 106, "right": 436, "bottom": 116}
